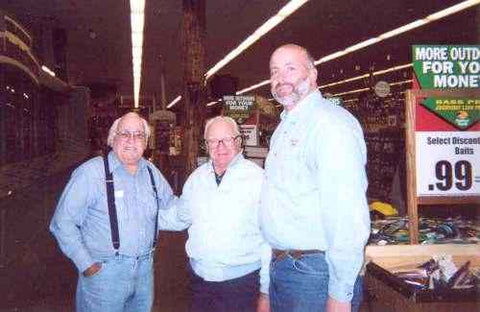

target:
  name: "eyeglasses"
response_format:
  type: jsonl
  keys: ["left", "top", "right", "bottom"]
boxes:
{"left": 116, "top": 131, "right": 146, "bottom": 141}
{"left": 205, "top": 135, "right": 241, "bottom": 148}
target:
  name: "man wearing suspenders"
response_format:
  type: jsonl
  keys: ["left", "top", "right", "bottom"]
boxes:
{"left": 50, "top": 112, "right": 174, "bottom": 312}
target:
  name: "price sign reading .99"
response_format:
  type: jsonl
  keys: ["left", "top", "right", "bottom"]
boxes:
{"left": 431, "top": 160, "right": 473, "bottom": 191}
{"left": 416, "top": 132, "right": 480, "bottom": 197}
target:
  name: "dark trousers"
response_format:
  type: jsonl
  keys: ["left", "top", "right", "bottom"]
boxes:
{"left": 189, "top": 268, "right": 260, "bottom": 312}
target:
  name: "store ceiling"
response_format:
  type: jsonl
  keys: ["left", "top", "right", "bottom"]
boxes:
{"left": 2, "top": 0, "right": 479, "bottom": 107}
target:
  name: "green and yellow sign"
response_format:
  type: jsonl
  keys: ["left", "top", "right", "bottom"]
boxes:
{"left": 421, "top": 97, "right": 480, "bottom": 130}
{"left": 413, "top": 45, "right": 480, "bottom": 89}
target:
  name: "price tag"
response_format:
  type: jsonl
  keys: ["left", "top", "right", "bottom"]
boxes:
{"left": 416, "top": 132, "right": 480, "bottom": 196}
{"left": 240, "top": 125, "right": 258, "bottom": 146}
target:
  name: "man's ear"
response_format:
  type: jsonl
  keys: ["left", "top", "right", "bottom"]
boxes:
{"left": 237, "top": 135, "right": 244, "bottom": 149}
{"left": 309, "top": 67, "right": 318, "bottom": 84}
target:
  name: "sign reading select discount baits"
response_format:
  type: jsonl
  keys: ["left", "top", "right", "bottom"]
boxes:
{"left": 413, "top": 45, "right": 480, "bottom": 197}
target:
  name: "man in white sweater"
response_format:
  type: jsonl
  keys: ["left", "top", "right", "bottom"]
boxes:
{"left": 159, "top": 116, "right": 270, "bottom": 312}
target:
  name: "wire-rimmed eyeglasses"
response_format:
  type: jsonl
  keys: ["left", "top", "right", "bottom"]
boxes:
{"left": 205, "top": 135, "right": 241, "bottom": 148}
{"left": 116, "top": 131, "right": 146, "bottom": 141}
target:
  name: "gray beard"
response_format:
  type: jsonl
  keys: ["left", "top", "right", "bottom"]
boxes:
{"left": 272, "top": 78, "right": 310, "bottom": 108}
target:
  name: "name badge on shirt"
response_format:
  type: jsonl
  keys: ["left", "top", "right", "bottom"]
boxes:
{"left": 114, "top": 190, "right": 124, "bottom": 198}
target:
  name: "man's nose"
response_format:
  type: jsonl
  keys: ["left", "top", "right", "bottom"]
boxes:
{"left": 125, "top": 134, "right": 136, "bottom": 143}
{"left": 276, "top": 70, "right": 288, "bottom": 83}
{"left": 217, "top": 140, "right": 227, "bottom": 149}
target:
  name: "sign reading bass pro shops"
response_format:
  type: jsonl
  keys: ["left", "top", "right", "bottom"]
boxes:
{"left": 412, "top": 45, "right": 480, "bottom": 198}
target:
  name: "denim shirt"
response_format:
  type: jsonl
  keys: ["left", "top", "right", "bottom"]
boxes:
{"left": 50, "top": 151, "right": 174, "bottom": 273}
{"left": 159, "top": 153, "right": 271, "bottom": 294}
{"left": 260, "top": 91, "right": 371, "bottom": 302}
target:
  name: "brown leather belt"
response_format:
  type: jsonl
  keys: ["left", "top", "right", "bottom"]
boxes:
{"left": 272, "top": 249, "right": 324, "bottom": 261}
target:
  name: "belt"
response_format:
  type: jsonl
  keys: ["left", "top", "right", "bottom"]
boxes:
{"left": 272, "top": 249, "right": 324, "bottom": 261}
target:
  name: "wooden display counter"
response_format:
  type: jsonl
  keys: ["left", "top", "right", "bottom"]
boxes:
{"left": 365, "top": 244, "right": 480, "bottom": 312}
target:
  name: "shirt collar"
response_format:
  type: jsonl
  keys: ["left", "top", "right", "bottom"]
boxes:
{"left": 280, "top": 90, "right": 323, "bottom": 122}
{"left": 108, "top": 150, "right": 147, "bottom": 173}
{"left": 207, "top": 152, "right": 244, "bottom": 174}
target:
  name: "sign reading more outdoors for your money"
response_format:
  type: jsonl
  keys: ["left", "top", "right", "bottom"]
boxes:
{"left": 224, "top": 95, "right": 255, "bottom": 124}
{"left": 413, "top": 45, "right": 480, "bottom": 89}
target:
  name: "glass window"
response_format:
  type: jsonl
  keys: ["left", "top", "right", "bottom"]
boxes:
{"left": 0, "top": 63, "right": 50, "bottom": 164}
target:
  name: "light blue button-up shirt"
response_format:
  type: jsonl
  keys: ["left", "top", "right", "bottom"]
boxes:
{"left": 50, "top": 151, "right": 174, "bottom": 273}
{"left": 159, "top": 153, "right": 271, "bottom": 294}
{"left": 260, "top": 91, "right": 371, "bottom": 302}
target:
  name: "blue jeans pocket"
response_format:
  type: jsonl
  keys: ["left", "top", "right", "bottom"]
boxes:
{"left": 292, "top": 254, "right": 328, "bottom": 276}
{"left": 86, "top": 261, "right": 107, "bottom": 279}
{"left": 270, "top": 253, "right": 329, "bottom": 312}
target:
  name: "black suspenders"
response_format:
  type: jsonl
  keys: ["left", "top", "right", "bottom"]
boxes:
{"left": 103, "top": 156, "right": 120, "bottom": 251}
{"left": 147, "top": 167, "right": 160, "bottom": 248}
{"left": 103, "top": 156, "right": 160, "bottom": 253}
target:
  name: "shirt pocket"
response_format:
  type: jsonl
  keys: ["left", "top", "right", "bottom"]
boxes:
{"left": 282, "top": 141, "right": 306, "bottom": 179}
{"left": 138, "top": 187, "right": 159, "bottom": 217}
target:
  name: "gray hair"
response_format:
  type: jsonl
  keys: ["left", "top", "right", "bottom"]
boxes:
{"left": 204, "top": 116, "right": 240, "bottom": 139}
{"left": 107, "top": 112, "right": 151, "bottom": 147}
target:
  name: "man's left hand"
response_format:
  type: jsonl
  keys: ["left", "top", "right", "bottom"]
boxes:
{"left": 326, "top": 296, "right": 351, "bottom": 312}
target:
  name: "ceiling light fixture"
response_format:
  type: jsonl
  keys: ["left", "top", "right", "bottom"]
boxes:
{"left": 206, "top": 101, "right": 219, "bottom": 107}
{"left": 314, "top": 0, "right": 480, "bottom": 66}
{"left": 169, "top": 0, "right": 309, "bottom": 109}
{"left": 130, "top": 0, "right": 146, "bottom": 108}
{"left": 205, "top": 0, "right": 309, "bottom": 80}
{"left": 331, "top": 79, "right": 412, "bottom": 97}
{"left": 166, "top": 95, "right": 182, "bottom": 109}
{"left": 238, "top": 0, "right": 480, "bottom": 95}
{"left": 319, "top": 63, "right": 413, "bottom": 89}
{"left": 41, "top": 65, "right": 56, "bottom": 77}
{"left": 236, "top": 79, "right": 270, "bottom": 95}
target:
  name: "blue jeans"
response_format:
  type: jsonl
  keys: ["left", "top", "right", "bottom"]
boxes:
{"left": 76, "top": 253, "right": 154, "bottom": 312}
{"left": 269, "top": 252, "right": 363, "bottom": 312}
{"left": 189, "top": 268, "right": 260, "bottom": 312}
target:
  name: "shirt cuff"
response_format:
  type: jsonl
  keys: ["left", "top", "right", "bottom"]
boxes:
{"left": 328, "top": 280, "right": 354, "bottom": 302}
{"left": 71, "top": 248, "right": 94, "bottom": 273}
{"left": 260, "top": 282, "right": 269, "bottom": 295}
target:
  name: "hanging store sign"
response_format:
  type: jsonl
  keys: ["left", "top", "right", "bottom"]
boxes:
{"left": 240, "top": 125, "right": 258, "bottom": 146}
{"left": 224, "top": 95, "right": 255, "bottom": 124}
{"left": 374, "top": 81, "right": 390, "bottom": 98}
{"left": 327, "top": 97, "right": 344, "bottom": 106}
{"left": 414, "top": 96, "right": 480, "bottom": 197}
{"left": 412, "top": 45, "right": 480, "bottom": 89}
{"left": 421, "top": 97, "right": 480, "bottom": 130}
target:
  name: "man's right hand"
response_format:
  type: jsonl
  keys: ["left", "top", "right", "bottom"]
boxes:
{"left": 257, "top": 293, "right": 270, "bottom": 312}
{"left": 82, "top": 262, "right": 102, "bottom": 277}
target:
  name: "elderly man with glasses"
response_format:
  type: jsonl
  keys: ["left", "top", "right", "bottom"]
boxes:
{"left": 50, "top": 112, "right": 175, "bottom": 312}
{"left": 159, "top": 116, "right": 271, "bottom": 312}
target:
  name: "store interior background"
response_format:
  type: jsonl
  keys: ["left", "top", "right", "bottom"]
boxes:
{"left": 0, "top": 0, "right": 479, "bottom": 311}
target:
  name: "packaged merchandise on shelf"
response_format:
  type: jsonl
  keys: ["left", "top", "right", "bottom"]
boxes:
{"left": 365, "top": 244, "right": 480, "bottom": 312}
{"left": 393, "top": 255, "right": 479, "bottom": 291}
{"left": 369, "top": 216, "right": 480, "bottom": 245}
